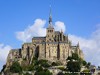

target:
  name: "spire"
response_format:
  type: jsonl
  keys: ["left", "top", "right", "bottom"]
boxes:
{"left": 48, "top": 5, "right": 53, "bottom": 28}
{"left": 49, "top": 5, "right": 52, "bottom": 23}
{"left": 77, "top": 42, "right": 80, "bottom": 47}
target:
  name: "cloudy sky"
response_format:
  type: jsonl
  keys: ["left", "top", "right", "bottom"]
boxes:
{"left": 0, "top": 0, "right": 100, "bottom": 71}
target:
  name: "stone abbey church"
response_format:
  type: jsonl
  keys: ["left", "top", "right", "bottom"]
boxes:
{"left": 6, "top": 11, "right": 84, "bottom": 67}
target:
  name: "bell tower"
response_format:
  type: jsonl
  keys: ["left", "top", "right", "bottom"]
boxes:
{"left": 46, "top": 6, "right": 55, "bottom": 42}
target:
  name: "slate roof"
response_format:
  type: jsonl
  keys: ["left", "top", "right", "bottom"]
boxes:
{"left": 32, "top": 37, "right": 46, "bottom": 40}
{"left": 55, "top": 31, "right": 60, "bottom": 35}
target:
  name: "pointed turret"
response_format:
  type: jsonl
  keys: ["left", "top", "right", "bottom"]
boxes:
{"left": 77, "top": 42, "right": 80, "bottom": 48}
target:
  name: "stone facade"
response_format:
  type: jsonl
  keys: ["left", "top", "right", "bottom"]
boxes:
{"left": 6, "top": 12, "right": 84, "bottom": 68}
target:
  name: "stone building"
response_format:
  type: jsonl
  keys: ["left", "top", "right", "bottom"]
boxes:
{"left": 6, "top": 10, "right": 84, "bottom": 68}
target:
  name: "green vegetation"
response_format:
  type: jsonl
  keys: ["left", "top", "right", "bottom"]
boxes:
{"left": 66, "top": 53, "right": 91, "bottom": 75}
{"left": 32, "top": 57, "right": 52, "bottom": 75}
{"left": 38, "top": 59, "right": 51, "bottom": 68}
{"left": 80, "top": 69, "right": 91, "bottom": 75}
{"left": 86, "top": 62, "right": 91, "bottom": 69}
{"left": 52, "top": 62, "right": 58, "bottom": 66}
{"left": 57, "top": 67, "right": 66, "bottom": 71}
{"left": 67, "top": 53, "right": 81, "bottom": 72}
{"left": 21, "top": 57, "right": 52, "bottom": 75}
{"left": 1, "top": 64, "right": 6, "bottom": 72}
{"left": 51, "top": 61, "right": 62, "bottom": 66}
{"left": 82, "top": 60, "right": 87, "bottom": 66}
{"left": 10, "top": 61, "right": 22, "bottom": 73}
{"left": 35, "top": 69, "right": 52, "bottom": 75}
{"left": 34, "top": 65, "right": 43, "bottom": 72}
{"left": 21, "top": 64, "right": 34, "bottom": 71}
{"left": 64, "top": 73, "right": 79, "bottom": 75}
{"left": 3, "top": 54, "right": 90, "bottom": 75}
{"left": 57, "top": 72, "right": 64, "bottom": 75}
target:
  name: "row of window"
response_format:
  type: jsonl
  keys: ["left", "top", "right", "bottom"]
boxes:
{"left": 48, "top": 30, "right": 53, "bottom": 32}
{"left": 47, "top": 35, "right": 53, "bottom": 37}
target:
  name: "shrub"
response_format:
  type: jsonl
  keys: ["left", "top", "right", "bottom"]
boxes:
{"left": 38, "top": 59, "right": 51, "bottom": 68}
{"left": 57, "top": 72, "right": 64, "bottom": 75}
{"left": 80, "top": 69, "right": 91, "bottom": 75}
{"left": 58, "top": 67, "right": 66, "bottom": 71}
{"left": 35, "top": 70, "right": 52, "bottom": 75}
{"left": 82, "top": 60, "right": 87, "bottom": 66}
{"left": 51, "top": 62, "right": 58, "bottom": 66}
{"left": 10, "top": 61, "right": 22, "bottom": 73}
{"left": 34, "top": 65, "right": 43, "bottom": 72}
{"left": 1, "top": 65, "right": 6, "bottom": 72}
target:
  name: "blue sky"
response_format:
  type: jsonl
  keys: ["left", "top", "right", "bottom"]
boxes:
{"left": 0, "top": 0, "right": 100, "bottom": 71}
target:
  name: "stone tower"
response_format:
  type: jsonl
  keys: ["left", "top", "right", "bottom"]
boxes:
{"left": 46, "top": 8, "right": 55, "bottom": 43}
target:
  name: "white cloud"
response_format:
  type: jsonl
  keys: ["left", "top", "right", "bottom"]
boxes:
{"left": 54, "top": 21, "right": 66, "bottom": 33}
{"left": 69, "top": 25, "right": 100, "bottom": 66}
{"left": 16, "top": 19, "right": 46, "bottom": 42}
{"left": 0, "top": 44, "right": 12, "bottom": 71}
{"left": 0, "top": 44, "right": 12, "bottom": 61}
{"left": 16, "top": 19, "right": 66, "bottom": 42}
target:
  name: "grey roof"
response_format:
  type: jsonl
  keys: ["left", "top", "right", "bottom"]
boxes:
{"left": 32, "top": 37, "right": 46, "bottom": 40}
{"left": 35, "top": 42, "right": 46, "bottom": 44}
{"left": 71, "top": 46, "right": 77, "bottom": 48}
{"left": 55, "top": 31, "right": 60, "bottom": 35}
{"left": 46, "top": 42, "right": 59, "bottom": 44}
{"left": 71, "top": 46, "right": 77, "bottom": 49}
{"left": 59, "top": 41, "right": 68, "bottom": 43}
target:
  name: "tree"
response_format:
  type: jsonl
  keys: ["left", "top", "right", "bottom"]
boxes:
{"left": 38, "top": 59, "right": 51, "bottom": 68}
{"left": 67, "top": 61, "right": 81, "bottom": 72}
{"left": 86, "top": 62, "right": 91, "bottom": 69}
{"left": 34, "top": 70, "right": 52, "bottom": 75}
{"left": 51, "top": 62, "right": 58, "bottom": 66}
{"left": 34, "top": 65, "right": 43, "bottom": 72}
{"left": 82, "top": 60, "right": 87, "bottom": 66}
{"left": 57, "top": 72, "right": 64, "bottom": 75}
{"left": 72, "top": 53, "right": 79, "bottom": 60}
{"left": 27, "top": 65, "right": 34, "bottom": 71}
{"left": 1, "top": 64, "right": 6, "bottom": 72}
{"left": 67, "top": 53, "right": 81, "bottom": 72}
{"left": 10, "top": 61, "right": 22, "bottom": 73}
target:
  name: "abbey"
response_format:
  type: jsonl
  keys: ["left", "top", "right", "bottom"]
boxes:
{"left": 6, "top": 11, "right": 84, "bottom": 68}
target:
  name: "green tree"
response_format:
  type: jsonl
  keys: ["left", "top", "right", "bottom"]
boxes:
{"left": 82, "top": 60, "right": 87, "bottom": 66}
{"left": 34, "top": 65, "right": 43, "bottom": 72}
{"left": 27, "top": 65, "right": 34, "bottom": 71}
{"left": 86, "top": 62, "right": 91, "bottom": 69}
{"left": 1, "top": 64, "right": 6, "bottom": 72}
{"left": 67, "top": 53, "right": 81, "bottom": 72}
{"left": 51, "top": 62, "right": 58, "bottom": 66}
{"left": 34, "top": 70, "right": 52, "bottom": 75}
{"left": 57, "top": 72, "right": 64, "bottom": 75}
{"left": 38, "top": 59, "right": 51, "bottom": 68}
{"left": 10, "top": 61, "right": 22, "bottom": 73}
{"left": 67, "top": 61, "right": 81, "bottom": 72}
{"left": 72, "top": 53, "right": 79, "bottom": 60}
